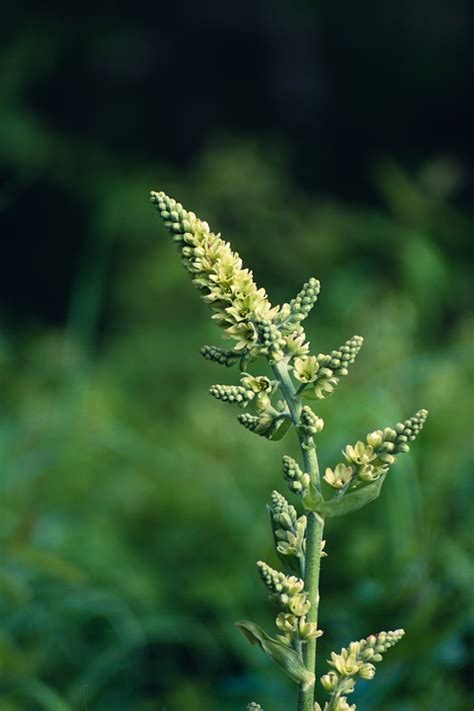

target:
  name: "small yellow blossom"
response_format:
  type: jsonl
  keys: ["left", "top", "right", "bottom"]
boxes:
{"left": 293, "top": 355, "right": 320, "bottom": 383}
{"left": 324, "top": 463, "right": 354, "bottom": 489}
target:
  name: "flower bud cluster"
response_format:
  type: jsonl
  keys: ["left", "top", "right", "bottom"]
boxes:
{"left": 321, "top": 629, "right": 405, "bottom": 701}
{"left": 256, "top": 561, "right": 310, "bottom": 617}
{"left": 209, "top": 383, "right": 253, "bottom": 405}
{"left": 287, "top": 277, "right": 321, "bottom": 323}
{"left": 322, "top": 335, "right": 364, "bottom": 377}
{"left": 151, "top": 191, "right": 280, "bottom": 353}
{"left": 393, "top": 409, "right": 429, "bottom": 452}
{"left": 282, "top": 455, "right": 311, "bottom": 497}
{"left": 238, "top": 412, "right": 275, "bottom": 438}
{"left": 200, "top": 344, "right": 242, "bottom": 367}
{"left": 269, "top": 490, "right": 306, "bottom": 560}
{"left": 324, "top": 410, "right": 428, "bottom": 489}
{"left": 254, "top": 319, "right": 287, "bottom": 363}
{"left": 247, "top": 704, "right": 263, "bottom": 710}
{"left": 299, "top": 405, "right": 324, "bottom": 438}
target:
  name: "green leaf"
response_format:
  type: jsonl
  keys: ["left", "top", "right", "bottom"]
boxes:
{"left": 269, "top": 416, "right": 292, "bottom": 441}
{"left": 236, "top": 620, "right": 315, "bottom": 689}
{"left": 312, "top": 475, "right": 387, "bottom": 517}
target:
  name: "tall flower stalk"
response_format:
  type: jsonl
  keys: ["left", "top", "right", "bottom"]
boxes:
{"left": 150, "top": 191, "right": 428, "bottom": 711}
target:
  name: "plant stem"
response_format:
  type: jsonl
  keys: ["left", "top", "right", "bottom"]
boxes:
{"left": 300, "top": 510, "right": 324, "bottom": 711}
{"left": 272, "top": 361, "right": 325, "bottom": 711}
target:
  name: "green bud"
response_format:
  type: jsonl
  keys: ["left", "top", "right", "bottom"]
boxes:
{"left": 200, "top": 344, "right": 242, "bottom": 367}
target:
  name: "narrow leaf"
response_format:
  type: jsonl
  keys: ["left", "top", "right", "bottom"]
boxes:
{"left": 236, "top": 620, "right": 315, "bottom": 689}
{"left": 269, "top": 416, "right": 292, "bottom": 441}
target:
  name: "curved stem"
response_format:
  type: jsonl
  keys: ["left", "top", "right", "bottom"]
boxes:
{"left": 272, "top": 360, "right": 325, "bottom": 711}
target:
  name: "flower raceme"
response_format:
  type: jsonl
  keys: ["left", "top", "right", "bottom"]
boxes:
{"left": 151, "top": 191, "right": 429, "bottom": 711}
{"left": 323, "top": 409, "right": 429, "bottom": 490}
{"left": 150, "top": 191, "right": 280, "bottom": 355}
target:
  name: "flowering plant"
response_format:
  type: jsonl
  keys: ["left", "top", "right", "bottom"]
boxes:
{"left": 150, "top": 191, "right": 428, "bottom": 711}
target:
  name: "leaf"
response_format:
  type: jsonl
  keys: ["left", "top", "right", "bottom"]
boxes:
{"left": 236, "top": 620, "right": 315, "bottom": 689}
{"left": 312, "top": 475, "right": 387, "bottom": 517}
{"left": 269, "top": 416, "right": 292, "bottom": 441}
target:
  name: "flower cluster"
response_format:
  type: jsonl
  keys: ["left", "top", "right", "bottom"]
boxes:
{"left": 257, "top": 561, "right": 310, "bottom": 617}
{"left": 292, "top": 336, "right": 364, "bottom": 398}
{"left": 324, "top": 409, "right": 429, "bottom": 490}
{"left": 320, "top": 630, "right": 405, "bottom": 707}
{"left": 247, "top": 704, "right": 263, "bottom": 711}
{"left": 269, "top": 490, "right": 306, "bottom": 562}
{"left": 150, "top": 191, "right": 279, "bottom": 353}
{"left": 276, "top": 611, "right": 323, "bottom": 645}
{"left": 257, "top": 561, "right": 322, "bottom": 646}
{"left": 282, "top": 455, "right": 311, "bottom": 497}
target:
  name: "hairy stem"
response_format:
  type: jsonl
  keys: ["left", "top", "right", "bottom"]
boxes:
{"left": 272, "top": 361, "right": 325, "bottom": 711}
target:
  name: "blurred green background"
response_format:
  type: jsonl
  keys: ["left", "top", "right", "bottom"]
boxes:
{"left": 0, "top": 3, "right": 473, "bottom": 710}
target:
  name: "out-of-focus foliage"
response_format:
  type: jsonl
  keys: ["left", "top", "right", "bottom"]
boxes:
{"left": 0, "top": 136, "right": 472, "bottom": 710}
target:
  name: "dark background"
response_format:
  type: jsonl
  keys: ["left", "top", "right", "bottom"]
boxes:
{"left": 0, "top": 2, "right": 473, "bottom": 710}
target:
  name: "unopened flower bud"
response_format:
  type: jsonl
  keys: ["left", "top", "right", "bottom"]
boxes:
{"left": 320, "top": 671, "right": 338, "bottom": 692}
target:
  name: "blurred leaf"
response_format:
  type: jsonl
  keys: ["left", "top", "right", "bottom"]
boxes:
{"left": 236, "top": 621, "right": 314, "bottom": 689}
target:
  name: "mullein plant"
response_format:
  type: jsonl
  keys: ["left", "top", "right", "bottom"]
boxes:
{"left": 150, "top": 191, "right": 428, "bottom": 711}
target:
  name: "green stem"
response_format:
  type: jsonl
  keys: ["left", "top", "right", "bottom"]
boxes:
{"left": 301, "top": 510, "right": 324, "bottom": 711}
{"left": 272, "top": 360, "right": 325, "bottom": 711}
